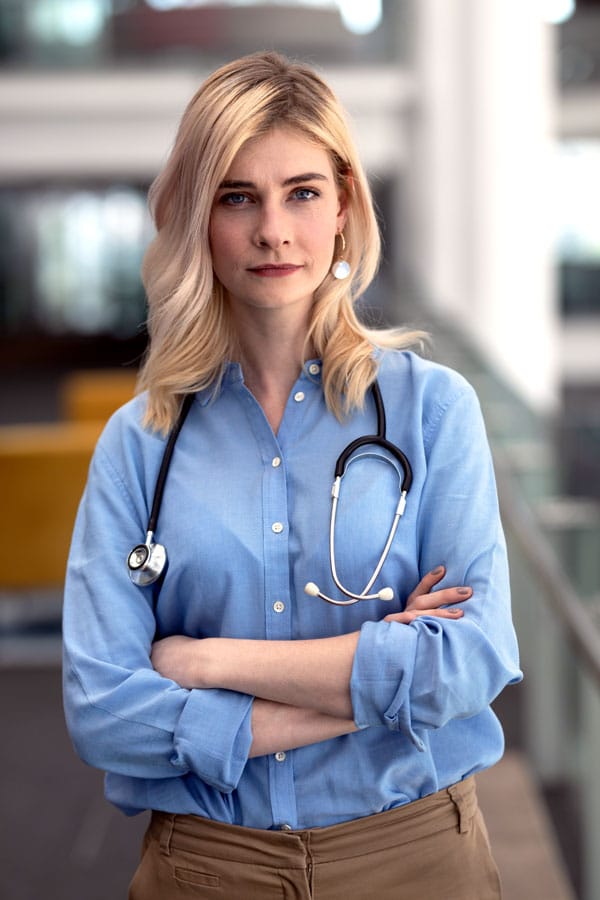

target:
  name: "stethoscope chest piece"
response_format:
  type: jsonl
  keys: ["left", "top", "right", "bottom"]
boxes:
{"left": 127, "top": 531, "right": 167, "bottom": 586}
{"left": 126, "top": 393, "right": 194, "bottom": 589}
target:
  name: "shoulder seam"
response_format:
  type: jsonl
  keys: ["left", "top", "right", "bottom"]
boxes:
{"left": 422, "top": 383, "right": 473, "bottom": 451}
{"left": 95, "top": 441, "right": 140, "bottom": 520}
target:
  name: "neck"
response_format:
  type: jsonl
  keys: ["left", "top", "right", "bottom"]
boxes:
{"left": 232, "top": 306, "right": 315, "bottom": 432}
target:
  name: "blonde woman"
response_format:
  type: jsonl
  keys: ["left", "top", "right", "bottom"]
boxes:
{"left": 63, "top": 52, "right": 521, "bottom": 899}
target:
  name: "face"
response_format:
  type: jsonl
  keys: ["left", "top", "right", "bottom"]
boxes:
{"left": 209, "top": 127, "right": 347, "bottom": 321}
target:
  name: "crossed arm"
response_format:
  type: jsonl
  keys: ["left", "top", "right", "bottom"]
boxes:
{"left": 151, "top": 567, "right": 471, "bottom": 757}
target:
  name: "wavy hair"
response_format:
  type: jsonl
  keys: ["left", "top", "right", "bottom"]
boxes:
{"left": 138, "top": 51, "right": 423, "bottom": 432}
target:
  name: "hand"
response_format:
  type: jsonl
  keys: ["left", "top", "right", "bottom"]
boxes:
{"left": 384, "top": 565, "right": 472, "bottom": 624}
{"left": 150, "top": 635, "right": 206, "bottom": 688}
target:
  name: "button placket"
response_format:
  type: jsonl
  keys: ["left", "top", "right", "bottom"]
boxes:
{"left": 263, "top": 435, "right": 289, "bottom": 635}
{"left": 262, "top": 376, "right": 320, "bottom": 834}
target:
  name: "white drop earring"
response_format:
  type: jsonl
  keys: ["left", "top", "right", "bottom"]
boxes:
{"left": 331, "top": 233, "right": 351, "bottom": 280}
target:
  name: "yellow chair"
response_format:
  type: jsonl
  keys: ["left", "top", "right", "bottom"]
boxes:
{"left": 60, "top": 368, "right": 138, "bottom": 423}
{"left": 0, "top": 421, "right": 103, "bottom": 589}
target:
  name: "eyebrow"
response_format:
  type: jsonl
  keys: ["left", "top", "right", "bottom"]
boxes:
{"left": 218, "top": 172, "right": 330, "bottom": 190}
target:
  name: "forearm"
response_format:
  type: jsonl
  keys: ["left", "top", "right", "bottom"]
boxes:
{"left": 249, "top": 698, "right": 358, "bottom": 757}
{"left": 212, "top": 632, "right": 359, "bottom": 719}
{"left": 150, "top": 581, "right": 472, "bottom": 720}
{"left": 208, "top": 633, "right": 360, "bottom": 719}
{"left": 152, "top": 632, "right": 361, "bottom": 719}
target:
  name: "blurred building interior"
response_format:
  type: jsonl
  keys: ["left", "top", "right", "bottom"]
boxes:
{"left": 0, "top": 2, "right": 599, "bottom": 899}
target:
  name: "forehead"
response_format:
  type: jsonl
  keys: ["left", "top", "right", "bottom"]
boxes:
{"left": 224, "top": 127, "right": 335, "bottom": 182}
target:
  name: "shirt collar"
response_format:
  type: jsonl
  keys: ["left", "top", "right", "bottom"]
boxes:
{"left": 196, "top": 359, "right": 323, "bottom": 406}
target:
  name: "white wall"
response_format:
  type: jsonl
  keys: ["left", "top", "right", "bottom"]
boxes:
{"left": 0, "top": 67, "right": 415, "bottom": 181}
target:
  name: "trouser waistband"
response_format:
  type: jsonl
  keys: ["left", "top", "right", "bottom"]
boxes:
{"left": 150, "top": 776, "right": 478, "bottom": 867}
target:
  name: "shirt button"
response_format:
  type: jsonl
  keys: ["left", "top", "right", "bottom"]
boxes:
{"left": 272, "top": 456, "right": 282, "bottom": 468}
{"left": 280, "top": 823, "right": 293, "bottom": 832}
{"left": 273, "top": 601, "right": 285, "bottom": 613}
{"left": 275, "top": 751, "right": 286, "bottom": 762}
{"left": 308, "top": 363, "right": 320, "bottom": 375}
{"left": 293, "top": 391, "right": 305, "bottom": 402}
{"left": 271, "top": 522, "right": 284, "bottom": 534}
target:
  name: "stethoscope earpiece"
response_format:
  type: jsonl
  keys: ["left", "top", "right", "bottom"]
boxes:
{"left": 304, "top": 582, "right": 394, "bottom": 605}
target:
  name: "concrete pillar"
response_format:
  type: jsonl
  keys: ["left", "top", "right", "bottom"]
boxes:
{"left": 405, "top": 0, "right": 559, "bottom": 413}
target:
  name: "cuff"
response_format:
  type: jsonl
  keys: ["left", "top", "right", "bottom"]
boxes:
{"left": 350, "top": 620, "right": 425, "bottom": 750}
{"left": 172, "top": 688, "right": 254, "bottom": 792}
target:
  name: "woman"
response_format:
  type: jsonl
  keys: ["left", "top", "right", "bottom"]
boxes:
{"left": 63, "top": 51, "right": 521, "bottom": 899}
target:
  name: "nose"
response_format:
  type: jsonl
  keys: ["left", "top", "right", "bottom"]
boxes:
{"left": 254, "top": 201, "right": 291, "bottom": 249}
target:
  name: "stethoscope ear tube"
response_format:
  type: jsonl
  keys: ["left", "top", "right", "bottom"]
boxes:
{"left": 334, "top": 381, "right": 413, "bottom": 492}
{"left": 307, "top": 380, "right": 412, "bottom": 606}
{"left": 335, "top": 436, "right": 412, "bottom": 493}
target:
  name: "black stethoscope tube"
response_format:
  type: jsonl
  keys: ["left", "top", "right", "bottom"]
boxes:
{"left": 334, "top": 381, "right": 413, "bottom": 494}
{"left": 127, "top": 379, "right": 413, "bottom": 593}
{"left": 127, "top": 393, "right": 194, "bottom": 586}
{"left": 147, "top": 393, "right": 194, "bottom": 535}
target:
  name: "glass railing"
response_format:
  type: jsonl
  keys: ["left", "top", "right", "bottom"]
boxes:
{"left": 427, "top": 312, "right": 600, "bottom": 900}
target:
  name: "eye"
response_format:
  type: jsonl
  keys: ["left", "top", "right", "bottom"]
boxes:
{"left": 219, "top": 192, "right": 250, "bottom": 206}
{"left": 292, "top": 188, "right": 319, "bottom": 201}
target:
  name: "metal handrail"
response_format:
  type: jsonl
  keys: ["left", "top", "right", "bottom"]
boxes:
{"left": 493, "top": 443, "right": 600, "bottom": 691}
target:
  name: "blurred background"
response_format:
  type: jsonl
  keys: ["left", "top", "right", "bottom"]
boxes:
{"left": 0, "top": 1, "right": 599, "bottom": 898}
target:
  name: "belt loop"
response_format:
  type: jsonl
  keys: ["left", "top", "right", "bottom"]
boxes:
{"left": 159, "top": 814, "right": 175, "bottom": 856}
{"left": 447, "top": 780, "right": 473, "bottom": 835}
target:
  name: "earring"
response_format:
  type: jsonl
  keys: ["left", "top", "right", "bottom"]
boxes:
{"left": 331, "top": 233, "right": 351, "bottom": 280}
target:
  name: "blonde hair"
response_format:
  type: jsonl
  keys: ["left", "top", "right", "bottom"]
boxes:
{"left": 138, "top": 51, "right": 422, "bottom": 432}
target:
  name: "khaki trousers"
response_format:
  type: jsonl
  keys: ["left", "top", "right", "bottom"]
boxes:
{"left": 128, "top": 776, "right": 501, "bottom": 899}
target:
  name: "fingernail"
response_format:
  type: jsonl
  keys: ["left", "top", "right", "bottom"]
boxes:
{"left": 449, "top": 608, "right": 463, "bottom": 615}
{"left": 457, "top": 587, "right": 471, "bottom": 596}
{"left": 431, "top": 566, "right": 444, "bottom": 575}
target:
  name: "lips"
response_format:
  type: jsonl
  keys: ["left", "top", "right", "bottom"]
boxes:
{"left": 247, "top": 264, "right": 302, "bottom": 278}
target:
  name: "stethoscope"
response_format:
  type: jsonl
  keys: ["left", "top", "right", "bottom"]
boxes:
{"left": 127, "top": 380, "right": 412, "bottom": 604}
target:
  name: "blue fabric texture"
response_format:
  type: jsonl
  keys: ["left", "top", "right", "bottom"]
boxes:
{"left": 62, "top": 350, "right": 522, "bottom": 828}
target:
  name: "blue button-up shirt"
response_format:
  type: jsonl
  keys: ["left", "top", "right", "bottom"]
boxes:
{"left": 62, "top": 350, "right": 522, "bottom": 829}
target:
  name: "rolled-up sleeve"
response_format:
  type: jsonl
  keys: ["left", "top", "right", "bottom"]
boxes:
{"left": 63, "top": 425, "right": 254, "bottom": 794}
{"left": 350, "top": 381, "right": 522, "bottom": 747}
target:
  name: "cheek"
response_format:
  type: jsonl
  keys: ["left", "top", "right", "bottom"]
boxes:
{"left": 297, "top": 215, "right": 336, "bottom": 251}
{"left": 304, "top": 206, "right": 339, "bottom": 253}
{"left": 309, "top": 223, "right": 336, "bottom": 266}
{"left": 209, "top": 222, "right": 239, "bottom": 271}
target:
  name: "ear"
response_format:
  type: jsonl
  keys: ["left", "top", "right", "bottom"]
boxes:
{"left": 336, "top": 187, "right": 349, "bottom": 233}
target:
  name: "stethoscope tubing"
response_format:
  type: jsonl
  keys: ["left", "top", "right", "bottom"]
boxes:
{"left": 327, "top": 472, "right": 407, "bottom": 604}
{"left": 147, "top": 393, "right": 195, "bottom": 535}
{"left": 305, "top": 380, "right": 413, "bottom": 605}
{"left": 128, "top": 378, "right": 413, "bottom": 602}
{"left": 127, "top": 393, "right": 194, "bottom": 586}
